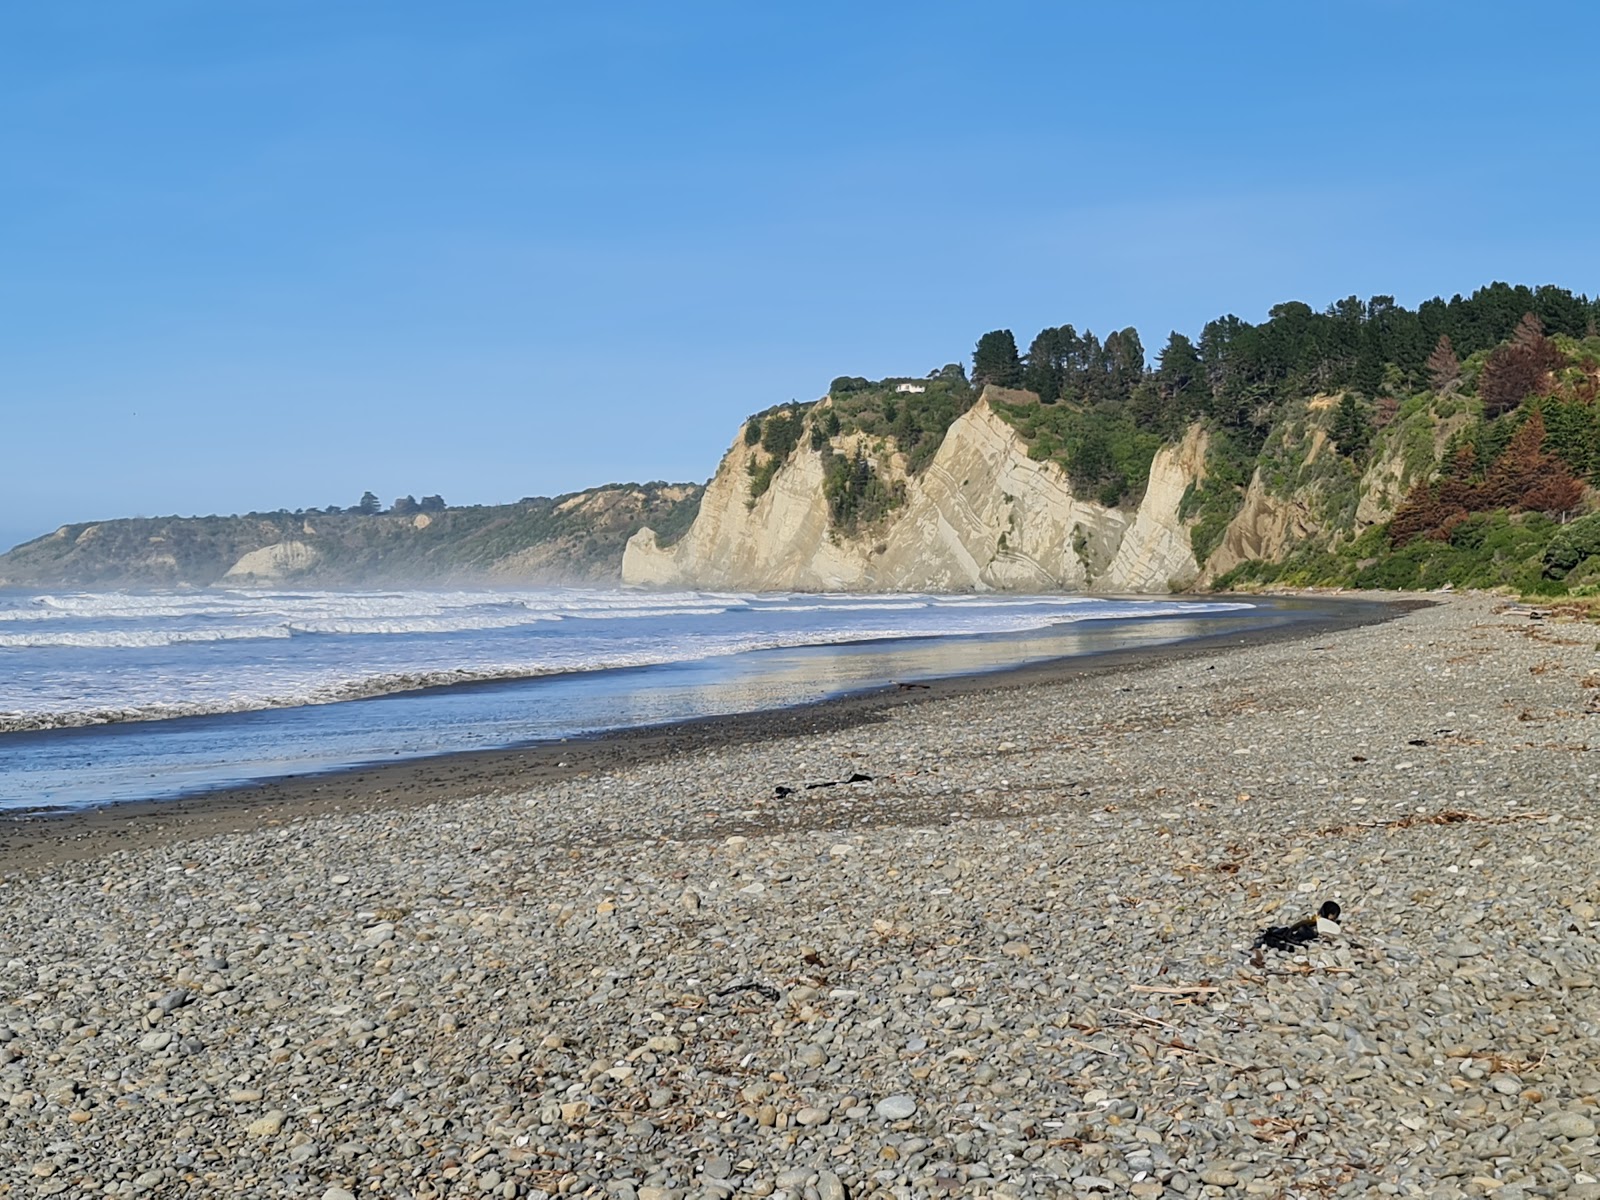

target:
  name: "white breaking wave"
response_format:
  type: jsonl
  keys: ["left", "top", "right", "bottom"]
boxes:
{"left": 0, "top": 626, "right": 296, "bottom": 649}
{"left": 283, "top": 612, "right": 565, "bottom": 637}
{"left": 0, "top": 585, "right": 1255, "bottom": 732}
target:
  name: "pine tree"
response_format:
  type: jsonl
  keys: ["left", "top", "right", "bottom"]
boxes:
{"left": 1480, "top": 410, "right": 1583, "bottom": 514}
{"left": 1480, "top": 315, "right": 1563, "bottom": 415}
{"left": 1354, "top": 324, "right": 1384, "bottom": 397}
{"left": 1331, "top": 393, "right": 1372, "bottom": 460}
{"left": 1023, "top": 327, "right": 1066, "bottom": 402}
{"left": 1426, "top": 334, "right": 1460, "bottom": 392}
{"left": 1512, "top": 312, "right": 1547, "bottom": 349}
{"left": 973, "top": 330, "right": 1023, "bottom": 390}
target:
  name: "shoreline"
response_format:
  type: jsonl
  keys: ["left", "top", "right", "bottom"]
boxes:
{"left": 4, "top": 591, "right": 1598, "bottom": 1196}
{"left": 0, "top": 593, "right": 1408, "bottom": 869}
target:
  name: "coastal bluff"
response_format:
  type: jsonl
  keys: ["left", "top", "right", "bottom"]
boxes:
{"left": 0, "top": 483, "right": 703, "bottom": 589}
{"left": 624, "top": 391, "right": 1208, "bottom": 593}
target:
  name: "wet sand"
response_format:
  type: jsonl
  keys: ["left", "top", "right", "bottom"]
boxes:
{"left": 0, "top": 594, "right": 1409, "bottom": 870}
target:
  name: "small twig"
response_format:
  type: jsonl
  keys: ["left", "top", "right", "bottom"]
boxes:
{"left": 1110, "top": 1006, "right": 1181, "bottom": 1031}
{"left": 1061, "top": 1036, "right": 1120, "bottom": 1058}
{"left": 1163, "top": 1038, "right": 1255, "bottom": 1072}
{"left": 1128, "top": 984, "right": 1220, "bottom": 995}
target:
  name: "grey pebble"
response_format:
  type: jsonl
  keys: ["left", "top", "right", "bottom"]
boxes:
{"left": 875, "top": 1094, "right": 917, "bottom": 1120}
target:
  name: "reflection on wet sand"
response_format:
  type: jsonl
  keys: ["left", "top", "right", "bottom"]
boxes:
{"left": 1, "top": 602, "right": 1328, "bottom": 812}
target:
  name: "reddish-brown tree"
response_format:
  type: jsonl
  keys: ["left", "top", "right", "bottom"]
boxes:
{"left": 1426, "top": 334, "right": 1460, "bottom": 392}
{"left": 1436, "top": 444, "right": 1481, "bottom": 513}
{"left": 1521, "top": 472, "right": 1585, "bottom": 516}
{"left": 1480, "top": 315, "right": 1564, "bottom": 416}
{"left": 1479, "top": 410, "right": 1584, "bottom": 514}
{"left": 1388, "top": 414, "right": 1585, "bottom": 546}
{"left": 1444, "top": 443, "right": 1479, "bottom": 479}
{"left": 1512, "top": 312, "right": 1547, "bottom": 348}
{"left": 1387, "top": 483, "right": 1446, "bottom": 546}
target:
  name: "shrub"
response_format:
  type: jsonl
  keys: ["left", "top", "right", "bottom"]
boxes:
{"left": 1544, "top": 513, "right": 1600, "bottom": 577}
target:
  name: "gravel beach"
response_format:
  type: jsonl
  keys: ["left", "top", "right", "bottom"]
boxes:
{"left": 3, "top": 593, "right": 1599, "bottom": 1199}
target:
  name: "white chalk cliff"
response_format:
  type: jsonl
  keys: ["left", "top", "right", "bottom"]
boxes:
{"left": 222, "top": 540, "right": 320, "bottom": 582}
{"left": 624, "top": 392, "right": 1209, "bottom": 593}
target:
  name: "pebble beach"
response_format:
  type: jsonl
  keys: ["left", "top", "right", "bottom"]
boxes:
{"left": 3, "top": 592, "right": 1600, "bottom": 1199}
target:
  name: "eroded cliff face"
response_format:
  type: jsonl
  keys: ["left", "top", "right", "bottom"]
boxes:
{"left": 1105, "top": 424, "right": 1209, "bottom": 592}
{"left": 221, "top": 540, "right": 321, "bottom": 582}
{"left": 1354, "top": 404, "right": 1475, "bottom": 529}
{"left": 1195, "top": 392, "right": 1477, "bottom": 584}
{"left": 1201, "top": 470, "right": 1322, "bottom": 584}
{"left": 623, "top": 394, "right": 1207, "bottom": 593}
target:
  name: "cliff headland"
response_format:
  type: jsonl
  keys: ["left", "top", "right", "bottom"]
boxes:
{"left": 5, "top": 281, "right": 1598, "bottom": 596}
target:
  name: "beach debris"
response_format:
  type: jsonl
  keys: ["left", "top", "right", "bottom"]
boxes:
{"left": 715, "top": 982, "right": 781, "bottom": 1003}
{"left": 806, "top": 771, "right": 874, "bottom": 790}
{"left": 774, "top": 772, "right": 874, "bottom": 796}
{"left": 1318, "top": 808, "right": 1549, "bottom": 837}
{"left": 896, "top": 681, "right": 930, "bottom": 690}
{"left": 1253, "top": 900, "right": 1341, "bottom": 953}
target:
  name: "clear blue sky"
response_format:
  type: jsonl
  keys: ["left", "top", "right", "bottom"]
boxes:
{"left": 3, "top": 1, "right": 1596, "bottom": 552}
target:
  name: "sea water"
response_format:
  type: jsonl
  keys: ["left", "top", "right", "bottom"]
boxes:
{"left": 0, "top": 586, "right": 1284, "bottom": 811}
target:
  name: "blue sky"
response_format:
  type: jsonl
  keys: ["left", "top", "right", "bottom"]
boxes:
{"left": 3, "top": 1, "right": 1596, "bottom": 552}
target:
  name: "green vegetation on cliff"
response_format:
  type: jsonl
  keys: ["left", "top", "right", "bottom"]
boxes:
{"left": 734, "top": 281, "right": 1599, "bottom": 580}
{"left": 739, "top": 372, "right": 975, "bottom": 528}
{"left": 825, "top": 368, "right": 977, "bottom": 473}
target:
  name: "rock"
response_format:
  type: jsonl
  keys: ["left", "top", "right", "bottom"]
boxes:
{"left": 247, "top": 1110, "right": 286, "bottom": 1136}
{"left": 1548, "top": 1112, "right": 1597, "bottom": 1139}
{"left": 137, "top": 1030, "right": 173, "bottom": 1052}
{"left": 323, "top": 1190, "right": 357, "bottom": 1200}
{"left": 816, "top": 1170, "right": 846, "bottom": 1200}
{"left": 1199, "top": 1166, "right": 1239, "bottom": 1187}
{"left": 875, "top": 1094, "right": 917, "bottom": 1120}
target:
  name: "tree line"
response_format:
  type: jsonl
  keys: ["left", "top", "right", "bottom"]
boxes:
{"left": 349, "top": 492, "right": 448, "bottom": 515}
{"left": 959, "top": 282, "right": 1597, "bottom": 502}
{"left": 974, "top": 283, "right": 1597, "bottom": 440}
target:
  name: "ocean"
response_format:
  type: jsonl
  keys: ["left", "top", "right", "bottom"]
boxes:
{"left": 0, "top": 586, "right": 1291, "bottom": 812}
